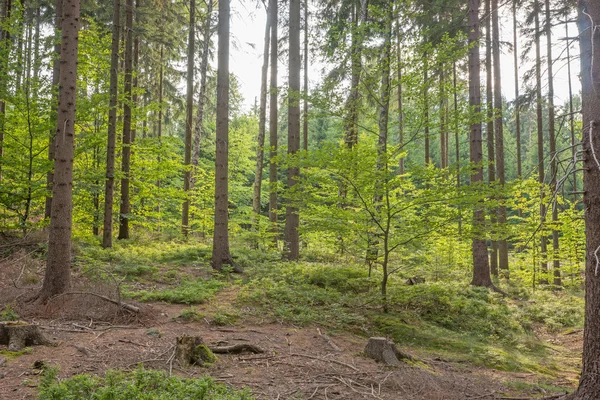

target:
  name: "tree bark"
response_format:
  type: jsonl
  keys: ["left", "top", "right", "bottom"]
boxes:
{"left": 468, "top": 0, "right": 493, "bottom": 288}
{"left": 545, "top": 0, "right": 560, "bottom": 286}
{"left": 268, "top": 0, "right": 278, "bottom": 244}
{"left": 118, "top": 0, "right": 134, "bottom": 240}
{"left": 492, "top": 0, "right": 508, "bottom": 275}
{"left": 284, "top": 0, "right": 301, "bottom": 260}
{"left": 566, "top": 17, "right": 577, "bottom": 201}
{"left": 303, "top": 0, "right": 308, "bottom": 152}
{"left": 572, "top": 1, "right": 600, "bottom": 397}
{"left": 252, "top": 4, "right": 270, "bottom": 232}
{"left": 102, "top": 0, "right": 120, "bottom": 249}
{"left": 397, "top": 22, "right": 404, "bottom": 175}
{"left": 512, "top": 0, "right": 522, "bottom": 181}
{"left": 534, "top": 0, "right": 548, "bottom": 283}
{"left": 0, "top": 0, "right": 11, "bottom": 186}
{"left": 211, "top": 0, "right": 239, "bottom": 272}
{"left": 424, "top": 60, "right": 430, "bottom": 166}
{"left": 182, "top": 0, "right": 195, "bottom": 236}
{"left": 37, "top": 0, "right": 80, "bottom": 302}
{"left": 485, "top": 0, "right": 497, "bottom": 275}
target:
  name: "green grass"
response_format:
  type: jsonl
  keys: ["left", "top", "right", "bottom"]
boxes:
{"left": 39, "top": 366, "right": 254, "bottom": 400}
{"left": 124, "top": 278, "right": 226, "bottom": 304}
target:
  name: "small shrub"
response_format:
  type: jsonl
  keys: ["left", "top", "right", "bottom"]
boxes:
{"left": 0, "top": 304, "right": 20, "bottom": 321}
{"left": 125, "top": 278, "right": 225, "bottom": 304}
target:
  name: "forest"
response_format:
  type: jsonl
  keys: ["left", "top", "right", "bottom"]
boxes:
{"left": 0, "top": 0, "right": 599, "bottom": 398}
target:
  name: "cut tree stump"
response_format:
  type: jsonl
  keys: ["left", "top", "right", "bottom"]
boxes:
{"left": 0, "top": 321, "right": 53, "bottom": 351}
{"left": 175, "top": 335, "right": 216, "bottom": 366}
{"left": 364, "top": 337, "right": 412, "bottom": 366}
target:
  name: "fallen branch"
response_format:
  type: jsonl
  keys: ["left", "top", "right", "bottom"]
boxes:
{"left": 289, "top": 353, "right": 359, "bottom": 372}
{"left": 209, "top": 344, "right": 264, "bottom": 354}
{"left": 317, "top": 328, "right": 341, "bottom": 352}
{"left": 49, "top": 292, "right": 139, "bottom": 313}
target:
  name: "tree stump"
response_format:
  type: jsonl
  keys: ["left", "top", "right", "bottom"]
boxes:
{"left": 174, "top": 335, "right": 216, "bottom": 366}
{"left": 0, "top": 321, "right": 53, "bottom": 351}
{"left": 364, "top": 337, "right": 412, "bottom": 366}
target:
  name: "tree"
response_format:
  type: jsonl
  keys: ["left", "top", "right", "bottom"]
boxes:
{"left": 182, "top": 0, "right": 195, "bottom": 236}
{"left": 572, "top": 0, "right": 600, "bottom": 397}
{"left": 468, "top": 0, "right": 493, "bottom": 287}
{"left": 485, "top": 0, "right": 497, "bottom": 275}
{"left": 37, "top": 0, "right": 80, "bottom": 301}
{"left": 211, "top": 0, "right": 240, "bottom": 272}
{"left": 284, "top": 0, "right": 301, "bottom": 260}
{"left": 268, "top": 0, "right": 278, "bottom": 244}
{"left": 118, "top": 0, "right": 134, "bottom": 240}
{"left": 102, "top": 0, "right": 120, "bottom": 248}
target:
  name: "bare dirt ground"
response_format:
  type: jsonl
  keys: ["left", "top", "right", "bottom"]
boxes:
{"left": 0, "top": 248, "right": 579, "bottom": 400}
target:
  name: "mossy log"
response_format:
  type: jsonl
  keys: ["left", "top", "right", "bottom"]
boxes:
{"left": 364, "top": 337, "right": 412, "bottom": 366}
{"left": 0, "top": 321, "right": 53, "bottom": 351}
{"left": 175, "top": 335, "right": 216, "bottom": 366}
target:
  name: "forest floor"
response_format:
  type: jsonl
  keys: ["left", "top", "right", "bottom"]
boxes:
{"left": 0, "top": 241, "right": 582, "bottom": 399}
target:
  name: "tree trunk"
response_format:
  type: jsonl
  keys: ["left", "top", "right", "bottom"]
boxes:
{"left": 37, "top": 0, "right": 79, "bottom": 302}
{"left": 182, "top": 0, "right": 195, "bottom": 236}
{"left": 268, "top": 0, "right": 278, "bottom": 244}
{"left": 102, "top": 0, "right": 120, "bottom": 249}
{"left": 512, "top": 0, "right": 522, "bottom": 180}
{"left": 397, "top": 23, "right": 404, "bottom": 175}
{"left": 439, "top": 68, "right": 447, "bottom": 169}
{"left": 284, "top": 0, "right": 301, "bottom": 260}
{"left": 45, "top": 0, "right": 58, "bottom": 217}
{"left": 252, "top": 4, "right": 270, "bottom": 232}
{"left": 566, "top": 17, "right": 577, "bottom": 201}
{"left": 468, "top": 0, "right": 493, "bottom": 288}
{"left": 545, "top": 0, "right": 560, "bottom": 286}
{"left": 193, "top": 0, "right": 213, "bottom": 168}
{"left": 492, "top": 0, "right": 508, "bottom": 275}
{"left": 118, "top": 0, "right": 133, "bottom": 240}
{"left": 534, "top": 0, "right": 548, "bottom": 283}
{"left": 424, "top": 61, "right": 430, "bottom": 166}
{"left": 453, "top": 60, "right": 461, "bottom": 235}
{"left": 211, "top": 0, "right": 240, "bottom": 272}
{"left": 0, "top": 0, "right": 11, "bottom": 185}
{"left": 303, "top": 0, "right": 308, "bottom": 152}
{"left": 572, "top": 1, "right": 600, "bottom": 397}
{"left": 485, "top": 0, "right": 497, "bottom": 275}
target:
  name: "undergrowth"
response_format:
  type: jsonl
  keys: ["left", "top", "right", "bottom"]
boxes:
{"left": 38, "top": 366, "right": 254, "bottom": 400}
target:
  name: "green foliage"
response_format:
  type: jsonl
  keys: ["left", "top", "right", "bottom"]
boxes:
{"left": 124, "top": 278, "right": 225, "bottom": 304}
{"left": 0, "top": 304, "right": 20, "bottom": 321}
{"left": 38, "top": 366, "right": 254, "bottom": 400}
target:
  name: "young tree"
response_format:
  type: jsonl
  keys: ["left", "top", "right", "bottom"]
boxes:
{"left": 182, "top": 0, "right": 195, "bottom": 236}
{"left": 211, "top": 0, "right": 240, "bottom": 272}
{"left": 37, "top": 0, "right": 80, "bottom": 301}
{"left": 284, "top": 0, "right": 301, "bottom": 260}
{"left": 572, "top": 0, "right": 600, "bottom": 397}
{"left": 468, "top": 0, "right": 493, "bottom": 287}
{"left": 102, "top": 0, "right": 120, "bottom": 248}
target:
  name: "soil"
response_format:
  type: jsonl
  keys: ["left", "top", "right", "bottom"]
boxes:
{"left": 0, "top": 249, "right": 580, "bottom": 400}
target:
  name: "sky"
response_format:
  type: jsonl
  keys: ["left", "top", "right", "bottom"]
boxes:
{"left": 226, "top": 0, "right": 581, "bottom": 113}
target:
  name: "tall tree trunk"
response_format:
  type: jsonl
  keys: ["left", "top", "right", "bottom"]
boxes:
{"left": 397, "top": 22, "right": 404, "bottom": 175}
{"left": 211, "top": 0, "right": 240, "bottom": 272}
{"left": 424, "top": 60, "right": 430, "bottom": 166}
{"left": 513, "top": 0, "right": 522, "bottom": 180}
{"left": 344, "top": 0, "right": 368, "bottom": 147}
{"left": 439, "top": 67, "right": 447, "bottom": 168}
{"left": 566, "top": 17, "right": 577, "bottom": 199}
{"left": 37, "top": 0, "right": 79, "bottom": 302}
{"left": 182, "top": 0, "right": 195, "bottom": 236}
{"left": 32, "top": 4, "right": 39, "bottom": 83}
{"left": 102, "top": 0, "right": 120, "bottom": 249}
{"left": 486, "top": 0, "right": 497, "bottom": 275}
{"left": 252, "top": 4, "right": 270, "bottom": 232}
{"left": 573, "top": 1, "right": 600, "bottom": 397}
{"left": 0, "top": 0, "right": 11, "bottom": 185}
{"left": 468, "top": 0, "right": 493, "bottom": 288}
{"left": 534, "top": 0, "right": 548, "bottom": 282}
{"left": 453, "top": 60, "right": 462, "bottom": 235}
{"left": 118, "top": 0, "right": 133, "bottom": 240}
{"left": 268, "top": 0, "right": 278, "bottom": 244}
{"left": 492, "top": 0, "right": 508, "bottom": 275}
{"left": 302, "top": 0, "right": 308, "bottom": 151}
{"left": 545, "top": 0, "right": 560, "bottom": 286}
{"left": 193, "top": 0, "right": 213, "bottom": 168}
{"left": 284, "top": 0, "right": 301, "bottom": 260}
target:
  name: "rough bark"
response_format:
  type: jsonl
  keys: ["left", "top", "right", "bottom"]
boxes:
{"left": 485, "top": 0, "right": 497, "bottom": 275}
{"left": 284, "top": 0, "right": 301, "bottom": 260}
{"left": 175, "top": 336, "right": 216, "bottom": 366}
{"left": 303, "top": 0, "right": 308, "bottom": 152}
{"left": 182, "top": 0, "right": 195, "bottom": 236}
{"left": 566, "top": 18, "right": 577, "bottom": 200}
{"left": 0, "top": 0, "right": 11, "bottom": 185}
{"left": 534, "top": 0, "right": 548, "bottom": 282}
{"left": 545, "top": 0, "right": 560, "bottom": 286}
{"left": 118, "top": 0, "right": 133, "bottom": 240}
{"left": 364, "top": 337, "right": 412, "bottom": 365}
{"left": 37, "top": 0, "right": 79, "bottom": 301}
{"left": 468, "top": 0, "right": 493, "bottom": 288}
{"left": 252, "top": 5, "right": 270, "bottom": 231}
{"left": 397, "top": 23, "right": 404, "bottom": 175}
{"left": 573, "top": 2, "right": 600, "bottom": 397}
{"left": 453, "top": 61, "right": 462, "bottom": 235}
{"left": 512, "top": 0, "right": 522, "bottom": 180}
{"left": 211, "top": 0, "right": 240, "bottom": 272}
{"left": 102, "top": 0, "right": 120, "bottom": 249}
{"left": 268, "top": 0, "right": 278, "bottom": 243}
{"left": 0, "top": 322, "right": 53, "bottom": 351}
{"left": 424, "top": 61, "right": 430, "bottom": 166}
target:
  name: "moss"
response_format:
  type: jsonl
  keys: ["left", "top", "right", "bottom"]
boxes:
{"left": 193, "top": 344, "right": 217, "bottom": 366}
